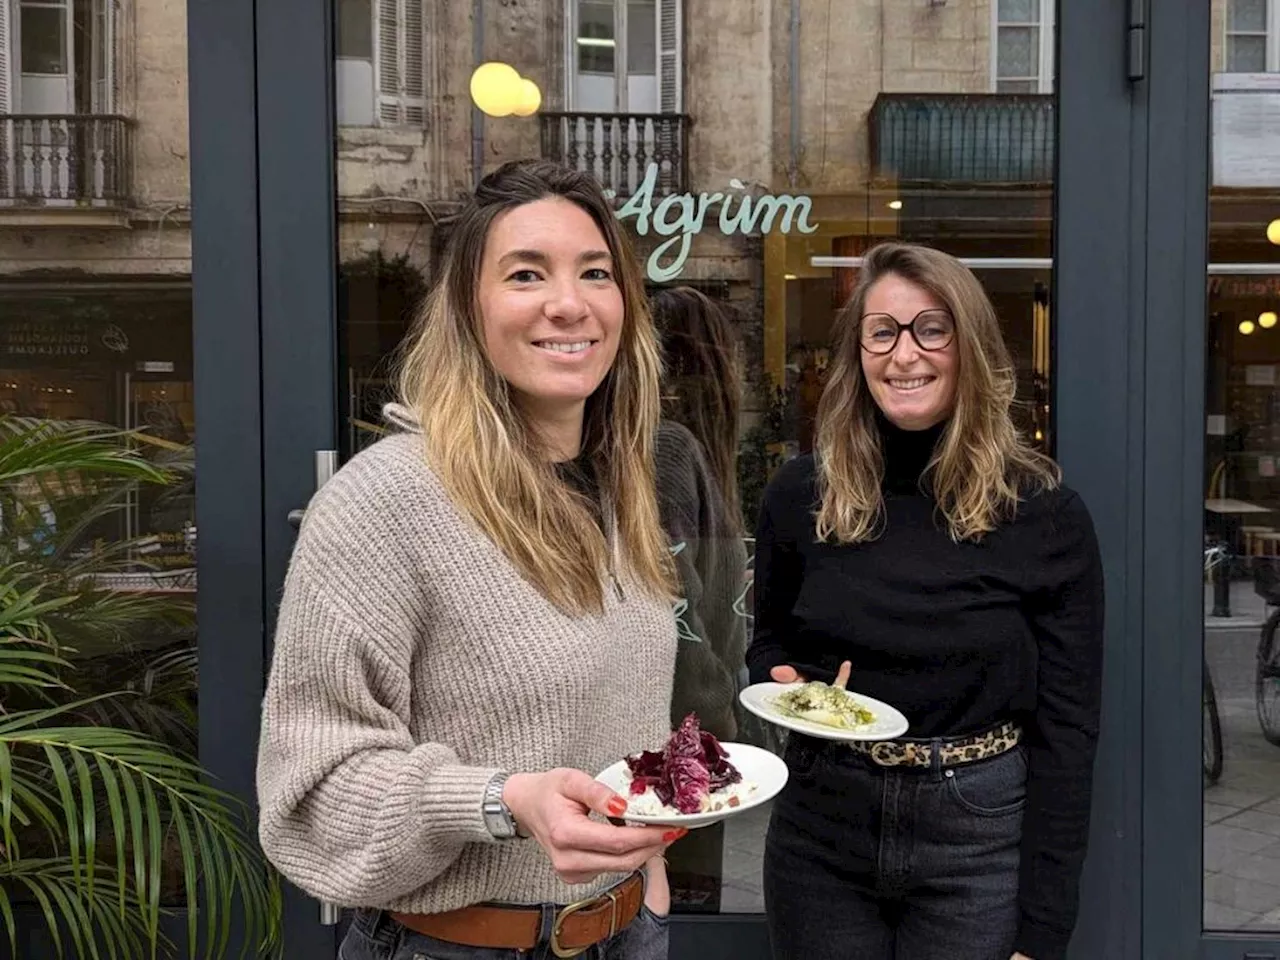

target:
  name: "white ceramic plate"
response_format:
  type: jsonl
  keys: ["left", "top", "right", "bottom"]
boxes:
{"left": 738, "top": 682, "right": 910, "bottom": 742}
{"left": 594, "top": 742, "right": 789, "bottom": 829}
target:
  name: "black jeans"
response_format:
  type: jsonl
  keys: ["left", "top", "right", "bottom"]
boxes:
{"left": 338, "top": 897, "right": 668, "bottom": 960}
{"left": 764, "top": 735, "right": 1025, "bottom": 960}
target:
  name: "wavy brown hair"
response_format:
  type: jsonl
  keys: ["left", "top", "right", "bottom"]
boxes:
{"left": 815, "top": 242, "right": 1060, "bottom": 544}
{"left": 652, "top": 286, "right": 743, "bottom": 526}
{"left": 396, "top": 159, "right": 675, "bottom": 614}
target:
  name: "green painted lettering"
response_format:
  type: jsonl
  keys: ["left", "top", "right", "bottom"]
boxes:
{"left": 613, "top": 164, "right": 819, "bottom": 281}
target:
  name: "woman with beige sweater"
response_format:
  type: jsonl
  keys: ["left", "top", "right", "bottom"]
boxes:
{"left": 256, "top": 159, "right": 681, "bottom": 960}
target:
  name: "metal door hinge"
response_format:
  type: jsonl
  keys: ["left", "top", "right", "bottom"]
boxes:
{"left": 1127, "top": 0, "right": 1146, "bottom": 82}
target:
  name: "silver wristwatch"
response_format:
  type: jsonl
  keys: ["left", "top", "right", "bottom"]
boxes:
{"left": 482, "top": 772, "right": 519, "bottom": 839}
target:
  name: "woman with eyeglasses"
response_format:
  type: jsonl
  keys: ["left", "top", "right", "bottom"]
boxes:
{"left": 748, "top": 243, "right": 1104, "bottom": 960}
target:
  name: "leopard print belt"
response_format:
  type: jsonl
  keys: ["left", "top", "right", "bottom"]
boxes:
{"left": 847, "top": 720, "right": 1022, "bottom": 768}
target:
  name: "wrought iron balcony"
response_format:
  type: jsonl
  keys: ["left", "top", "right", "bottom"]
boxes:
{"left": 869, "top": 94, "right": 1054, "bottom": 185}
{"left": 540, "top": 112, "right": 688, "bottom": 199}
{"left": 0, "top": 115, "right": 134, "bottom": 206}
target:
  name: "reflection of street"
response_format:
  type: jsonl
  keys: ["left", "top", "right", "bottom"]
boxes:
{"left": 717, "top": 801, "right": 770, "bottom": 913}
{"left": 1205, "top": 586, "right": 1280, "bottom": 928}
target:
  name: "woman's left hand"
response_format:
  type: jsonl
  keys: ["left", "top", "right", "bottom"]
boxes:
{"left": 1011, "top": 953, "right": 1033, "bottom": 959}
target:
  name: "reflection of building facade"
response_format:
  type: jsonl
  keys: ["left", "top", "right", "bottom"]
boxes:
{"left": 0, "top": 0, "right": 1269, "bottom": 559}
{"left": 0, "top": 0, "right": 194, "bottom": 569}
{"left": 1205, "top": 2, "right": 1280, "bottom": 546}
{"left": 332, "top": 0, "right": 1061, "bottom": 468}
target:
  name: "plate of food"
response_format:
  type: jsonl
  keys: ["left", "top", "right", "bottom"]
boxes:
{"left": 738, "top": 663, "right": 909, "bottom": 742}
{"left": 595, "top": 714, "right": 789, "bottom": 828}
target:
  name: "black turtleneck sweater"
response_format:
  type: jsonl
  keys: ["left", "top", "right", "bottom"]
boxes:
{"left": 747, "top": 420, "right": 1104, "bottom": 960}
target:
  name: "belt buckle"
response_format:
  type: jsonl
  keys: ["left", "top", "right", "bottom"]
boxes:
{"left": 551, "top": 887, "right": 620, "bottom": 959}
{"left": 869, "top": 742, "right": 899, "bottom": 766}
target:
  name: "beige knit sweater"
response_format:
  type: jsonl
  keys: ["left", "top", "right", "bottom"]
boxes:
{"left": 256, "top": 430, "right": 678, "bottom": 912}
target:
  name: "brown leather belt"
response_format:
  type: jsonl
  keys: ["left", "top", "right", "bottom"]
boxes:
{"left": 389, "top": 873, "right": 644, "bottom": 958}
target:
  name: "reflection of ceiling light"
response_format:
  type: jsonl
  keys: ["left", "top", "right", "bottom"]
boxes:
{"left": 512, "top": 78, "right": 541, "bottom": 117}
{"left": 1269, "top": 219, "right": 1280, "bottom": 245}
{"left": 888, "top": 199, "right": 904, "bottom": 210}
{"left": 576, "top": 37, "right": 616, "bottom": 47}
{"left": 1262, "top": 311, "right": 1278, "bottom": 328}
{"left": 1241, "top": 319, "right": 1257, "bottom": 335}
{"left": 470, "top": 62, "right": 522, "bottom": 117}
{"left": 785, "top": 273, "right": 797, "bottom": 280}
{"left": 469, "top": 62, "right": 543, "bottom": 118}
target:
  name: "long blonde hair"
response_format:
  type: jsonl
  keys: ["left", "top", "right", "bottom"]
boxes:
{"left": 396, "top": 159, "right": 675, "bottom": 614}
{"left": 815, "top": 242, "right": 1060, "bottom": 544}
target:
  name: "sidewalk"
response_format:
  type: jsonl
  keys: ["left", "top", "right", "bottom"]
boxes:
{"left": 1205, "top": 612, "right": 1280, "bottom": 930}
{"left": 1205, "top": 579, "right": 1273, "bottom": 630}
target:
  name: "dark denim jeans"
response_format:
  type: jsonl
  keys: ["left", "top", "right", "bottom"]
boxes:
{"left": 764, "top": 735, "right": 1025, "bottom": 960}
{"left": 338, "top": 893, "right": 668, "bottom": 960}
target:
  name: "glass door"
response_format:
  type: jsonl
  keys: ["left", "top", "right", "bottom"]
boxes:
{"left": 1196, "top": 0, "right": 1280, "bottom": 955}
{"left": 331, "top": 0, "right": 1063, "bottom": 950}
{"left": 252, "top": 0, "right": 1148, "bottom": 957}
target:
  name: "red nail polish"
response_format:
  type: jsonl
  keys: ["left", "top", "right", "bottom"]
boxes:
{"left": 607, "top": 797, "right": 627, "bottom": 817}
{"left": 663, "top": 829, "right": 686, "bottom": 843}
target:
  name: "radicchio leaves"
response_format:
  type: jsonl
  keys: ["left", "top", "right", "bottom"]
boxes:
{"left": 623, "top": 713, "right": 741, "bottom": 814}
{"left": 624, "top": 750, "right": 671, "bottom": 802}
{"left": 701, "top": 731, "right": 743, "bottom": 791}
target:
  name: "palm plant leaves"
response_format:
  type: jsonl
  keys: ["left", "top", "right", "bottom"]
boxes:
{"left": 2, "top": 860, "right": 150, "bottom": 960}
{"left": 0, "top": 418, "right": 281, "bottom": 958}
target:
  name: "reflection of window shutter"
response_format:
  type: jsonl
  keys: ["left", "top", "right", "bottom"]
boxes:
{"left": 0, "top": 0, "right": 10, "bottom": 198}
{"left": 92, "top": 0, "right": 118, "bottom": 113}
{"left": 657, "top": 0, "right": 681, "bottom": 112}
{"left": 0, "top": 0, "right": 10, "bottom": 115}
{"left": 376, "top": 0, "right": 425, "bottom": 125}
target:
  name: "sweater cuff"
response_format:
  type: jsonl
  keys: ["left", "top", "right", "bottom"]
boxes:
{"left": 1014, "top": 914, "right": 1071, "bottom": 960}
{"left": 413, "top": 763, "right": 505, "bottom": 845}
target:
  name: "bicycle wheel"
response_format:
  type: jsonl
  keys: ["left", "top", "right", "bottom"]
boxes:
{"left": 1257, "top": 611, "right": 1280, "bottom": 746}
{"left": 1203, "top": 665, "right": 1223, "bottom": 783}
{"left": 1204, "top": 660, "right": 1224, "bottom": 785}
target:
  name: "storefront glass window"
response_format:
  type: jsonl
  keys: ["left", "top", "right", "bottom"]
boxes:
{"left": 0, "top": 0, "right": 197, "bottom": 916}
{"left": 333, "top": 0, "right": 1056, "bottom": 915}
{"left": 1203, "top": 0, "right": 1280, "bottom": 930}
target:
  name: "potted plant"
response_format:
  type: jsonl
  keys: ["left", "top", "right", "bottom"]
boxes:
{"left": 0, "top": 418, "right": 280, "bottom": 958}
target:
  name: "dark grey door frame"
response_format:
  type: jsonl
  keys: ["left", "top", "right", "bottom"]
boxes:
{"left": 189, "top": 0, "right": 340, "bottom": 952}
{"left": 1053, "top": 1, "right": 1146, "bottom": 957}
{"left": 186, "top": 1, "right": 1215, "bottom": 959}
{"left": 1130, "top": 3, "right": 1276, "bottom": 960}
{"left": 188, "top": 0, "right": 272, "bottom": 955}
{"left": 255, "top": 0, "right": 342, "bottom": 951}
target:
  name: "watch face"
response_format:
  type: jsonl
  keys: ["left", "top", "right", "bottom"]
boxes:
{"left": 487, "top": 811, "right": 515, "bottom": 837}
{"left": 483, "top": 775, "right": 516, "bottom": 837}
{"left": 484, "top": 798, "right": 516, "bottom": 837}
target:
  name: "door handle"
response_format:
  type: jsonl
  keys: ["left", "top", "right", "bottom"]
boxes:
{"left": 287, "top": 450, "right": 339, "bottom": 531}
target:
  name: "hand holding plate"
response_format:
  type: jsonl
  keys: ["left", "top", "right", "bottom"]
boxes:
{"left": 503, "top": 769, "right": 679, "bottom": 885}
{"left": 833, "top": 660, "right": 852, "bottom": 690}
{"left": 770, "top": 664, "right": 806, "bottom": 684}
